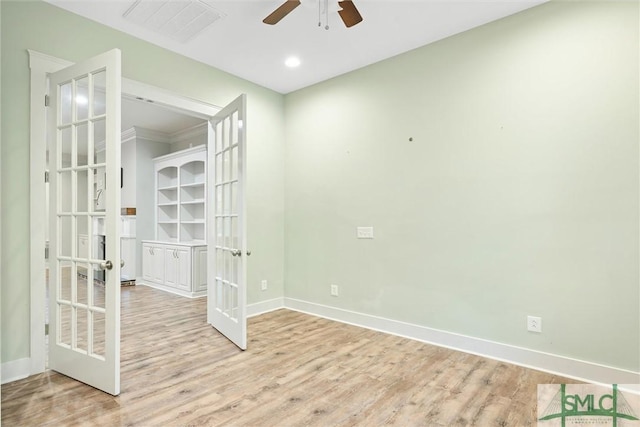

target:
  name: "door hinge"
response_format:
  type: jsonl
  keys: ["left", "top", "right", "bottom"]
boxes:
{"left": 45, "top": 94, "right": 50, "bottom": 107}
{"left": 45, "top": 245, "right": 49, "bottom": 260}
{"left": 45, "top": 323, "right": 49, "bottom": 336}
{"left": 45, "top": 171, "right": 50, "bottom": 183}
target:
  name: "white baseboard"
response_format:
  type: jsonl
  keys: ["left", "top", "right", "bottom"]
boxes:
{"left": 135, "top": 279, "right": 206, "bottom": 298}
{"left": 1, "top": 357, "right": 31, "bottom": 385}
{"left": 283, "top": 297, "right": 640, "bottom": 386}
{"left": 247, "top": 297, "right": 285, "bottom": 318}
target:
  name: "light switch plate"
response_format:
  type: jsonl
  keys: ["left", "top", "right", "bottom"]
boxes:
{"left": 357, "top": 226, "right": 374, "bottom": 239}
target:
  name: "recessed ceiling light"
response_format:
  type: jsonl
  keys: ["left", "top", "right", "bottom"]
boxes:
{"left": 285, "top": 56, "right": 301, "bottom": 68}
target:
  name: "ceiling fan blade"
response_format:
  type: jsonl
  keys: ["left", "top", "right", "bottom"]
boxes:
{"left": 338, "top": 0, "right": 363, "bottom": 28}
{"left": 263, "top": 0, "right": 302, "bottom": 25}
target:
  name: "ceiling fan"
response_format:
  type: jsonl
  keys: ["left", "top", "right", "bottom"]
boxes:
{"left": 263, "top": 0, "right": 363, "bottom": 28}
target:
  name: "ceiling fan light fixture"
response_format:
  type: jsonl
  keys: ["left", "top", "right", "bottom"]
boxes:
{"left": 285, "top": 56, "right": 301, "bottom": 68}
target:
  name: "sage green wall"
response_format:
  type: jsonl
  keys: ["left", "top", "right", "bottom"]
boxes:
{"left": 0, "top": 1, "right": 285, "bottom": 364}
{"left": 284, "top": 1, "right": 639, "bottom": 371}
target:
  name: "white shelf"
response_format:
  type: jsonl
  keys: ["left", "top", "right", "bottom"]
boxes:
{"left": 180, "top": 182, "right": 204, "bottom": 189}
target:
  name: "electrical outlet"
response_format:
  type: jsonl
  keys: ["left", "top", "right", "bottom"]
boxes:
{"left": 330, "top": 284, "right": 339, "bottom": 297}
{"left": 261, "top": 280, "right": 268, "bottom": 291}
{"left": 527, "top": 316, "right": 542, "bottom": 333}
{"left": 357, "top": 226, "right": 374, "bottom": 239}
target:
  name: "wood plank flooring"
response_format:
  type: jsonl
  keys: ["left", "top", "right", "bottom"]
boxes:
{"left": 2, "top": 285, "right": 572, "bottom": 426}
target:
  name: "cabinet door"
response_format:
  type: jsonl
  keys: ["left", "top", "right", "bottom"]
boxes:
{"left": 175, "top": 248, "right": 191, "bottom": 291}
{"left": 164, "top": 246, "right": 191, "bottom": 291}
{"left": 193, "top": 247, "right": 207, "bottom": 292}
{"left": 151, "top": 245, "right": 165, "bottom": 283}
{"left": 142, "top": 244, "right": 153, "bottom": 281}
{"left": 164, "top": 248, "right": 178, "bottom": 289}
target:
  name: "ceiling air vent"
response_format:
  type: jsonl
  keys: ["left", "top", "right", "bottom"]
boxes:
{"left": 123, "top": 0, "right": 225, "bottom": 43}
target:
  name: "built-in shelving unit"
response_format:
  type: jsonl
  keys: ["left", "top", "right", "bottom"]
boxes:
{"left": 153, "top": 146, "right": 206, "bottom": 243}
{"left": 144, "top": 145, "right": 207, "bottom": 298}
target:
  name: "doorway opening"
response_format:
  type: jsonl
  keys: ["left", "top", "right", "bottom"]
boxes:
{"left": 29, "top": 49, "right": 224, "bottom": 379}
{"left": 44, "top": 93, "right": 210, "bottom": 369}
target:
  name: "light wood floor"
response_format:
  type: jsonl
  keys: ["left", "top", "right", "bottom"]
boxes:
{"left": 2, "top": 285, "right": 572, "bottom": 426}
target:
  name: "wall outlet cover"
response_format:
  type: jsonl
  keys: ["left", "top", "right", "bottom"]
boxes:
{"left": 357, "top": 226, "right": 374, "bottom": 239}
{"left": 527, "top": 316, "right": 542, "bottom": 333}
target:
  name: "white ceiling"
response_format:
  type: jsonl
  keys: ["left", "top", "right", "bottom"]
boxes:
{"left": 45, "top": 0, "right": 546, "bottom": 94}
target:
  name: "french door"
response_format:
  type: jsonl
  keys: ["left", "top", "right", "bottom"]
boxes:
{"left": 48, "top": 49, "right": 122, "bottom": 395}
{"left": 207, "top": 94, "right": 247, "bottom": 350}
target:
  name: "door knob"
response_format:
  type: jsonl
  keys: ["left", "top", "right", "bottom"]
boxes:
{"left": 230, "top": 249, "right": 241, "bottom": 257}
{"left": 99, "top": 260, "right": 113, "bottom": 270}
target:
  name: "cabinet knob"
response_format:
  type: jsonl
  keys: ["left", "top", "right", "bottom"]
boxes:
{"left": 246, "top": 251, "right": 251, "bottom": 256}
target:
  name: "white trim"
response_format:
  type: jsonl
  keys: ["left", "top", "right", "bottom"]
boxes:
{"left": 283, "top": 297, "right": 640, "bottom": 386}
{"left": 170, "top": 122, "right": 208, "bottom": 143}
{"left": 28, "top": 49, "right": 221, "bottom": 377}
{"left": 121, "top": 126, "right": 171, "bottom": 144}
{"left": 247, "top": 297, "right": 285, "bottom": 318}
{"left": 1, "top": 358, "right": 31, "bottom": 385}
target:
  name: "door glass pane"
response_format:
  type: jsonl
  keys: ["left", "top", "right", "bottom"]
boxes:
{"left": 230, "top": 182, "right": 237, "bottom": 215}
{"left": 59, "top": 172, "right": 73, "bottom": 213}
{"left": 92, "top": 310, "right": 105, "bottom": 358}
{"left": 224, "top": 251, "right": 231, "bottom": 287}
{"left": 76, "top": 76, "right": 89, "bottom": 122}
{"left": 216, "top": 153, "right": 222, "bottom": 182}
{"left": 224, "top": 217, "right": 231, "bottom": 249}
{"left": 59, "top": 216, "right": 72, "bottom": 257}
{"left": 60, "top": 82, "right": 72, "bottom": 126}
{"left": 216, "top": 248, "right": 223, "bottom": 279}
{"left": 59, "top": 303, "right": 72, "bottom": 347}
{"left": 231, "top": 146, "right": 238, "bottom": 181}
{"left": 60, "top": 127, "right": 72, "bottom": 168}
{"left": 92, "top": 71, "right": 106, "bottom": 117}
{"left": 231, "top": 111, "right": 238, "bottom": 146}
{"left": 92, "top": 272, "right": 105, "bottom": 309}
{"left": 76, "top": 123, "right": 88, "bottom": 167}
{"left": 76, "top": 216, "right": 89, "bottom": 256}
{"left": 75, "top": 307, "right": 88, "bottom": 352}
{"left": 76, "top": 269, "right": 88, "bottom": 305}
{"left": 78, "top": 261, "right": 89, "bottom": 284}
{"left": 59, "top": 260, "right": 72, "bottom": 301}
{"left": 216, "top": 280, "right": 223, "bottom": 310}
{"left": 231, "top": 284, "right": 238, "bottom": 319}
{"left": 216, "top": 186, "right": 222, "bottom": 215}
{"left": 77, "top": 170, "right": 89, "bottom": 213}
{"left": 215, "top": 123, "right": 222, "bottom": 153}
{"left": 223, "top": 184, "right": 230, "bottom": 215}
{"left": 93, "top": 168, "right": 106, "bottom": 213}
{"left": 93, "top": 119, "right": 106, "bottom": 164}
{"left": 223, "top": 150, "right": 230, "bottom": 182}
{"left": 222, "top": 117, "right": 230, "bottom": 149}
{"left": 231, "top": 217, "right": 238, "bottom": 251}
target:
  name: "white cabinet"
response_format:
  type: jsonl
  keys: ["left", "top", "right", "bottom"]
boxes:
{"left": 164, "top": 246, "right": 190, "bottom": 291}
{"left": 141, "top": 241, "right": 206, "bottom": 297}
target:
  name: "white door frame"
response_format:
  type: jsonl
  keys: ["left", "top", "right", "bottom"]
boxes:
{"left": 28, "top": 50, "right": 221, "bottom": 376}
